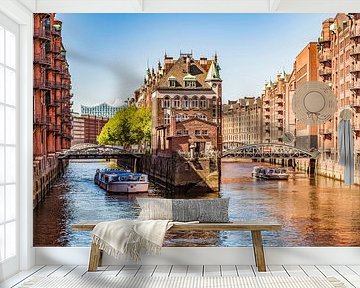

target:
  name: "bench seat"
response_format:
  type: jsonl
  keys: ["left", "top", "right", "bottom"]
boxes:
{"left": 72, "top": 221, "right": 282, "bottom": 273}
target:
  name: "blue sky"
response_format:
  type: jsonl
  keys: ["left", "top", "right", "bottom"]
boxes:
{"left": 57, "top": 13, "right": 332, "bottom": 112}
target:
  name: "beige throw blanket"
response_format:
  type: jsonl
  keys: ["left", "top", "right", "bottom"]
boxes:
{"left": 92, "top": 219, "right": 173, "bottom": 261}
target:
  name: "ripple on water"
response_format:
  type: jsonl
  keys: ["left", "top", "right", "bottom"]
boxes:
{"left": 33, "top": 160, "right": 360, "bottom": 247}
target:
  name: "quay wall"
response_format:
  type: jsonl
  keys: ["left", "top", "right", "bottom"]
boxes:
{"left": 33, "top": 154, "right": 68, "bottom": 209}
{"left": 118, "top": 155, "right": 220, "bottom": 192}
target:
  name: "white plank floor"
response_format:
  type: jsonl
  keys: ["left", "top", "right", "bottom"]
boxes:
{"left": 1, "top": 265, "right": 360, "bottom": 288}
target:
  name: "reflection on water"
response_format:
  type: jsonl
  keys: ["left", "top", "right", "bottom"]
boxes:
{"left": 33, "top": 160, "right": 360, "bottom": 247}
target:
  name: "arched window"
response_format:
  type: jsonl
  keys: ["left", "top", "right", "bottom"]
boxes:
{"left": 175, "top": 114, "right": 183, "bottom": 122}
{"left": 191, "top": 96, "right": 199, "bottom": 108}
{"left": 164, "top": 113, "right": 170, "bottom": 125}
{"left": 163, "top": 96, "right": 170, "bottom": 108}
{"left": 183, "top": 96, "right": 189, "bottom": 109}
{"left": 196, "top": 113, "right": 207, "bottom": 121}
{"left": 200, "top": 96, "right": 207, "bottom": 109}
{"left": 173, "top": 96, "right": 180, "bottom": 108}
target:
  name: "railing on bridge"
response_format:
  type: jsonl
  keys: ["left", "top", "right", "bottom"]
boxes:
{"left": 59, "top": 144, "right": 145, "bottom": 159}
{"left": 222, "top": 143, "right": 319, "bottom": 159}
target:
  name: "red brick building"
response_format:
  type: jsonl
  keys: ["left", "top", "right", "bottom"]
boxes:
{"left": 132, "top": 53, "right": 222, "bottom": 156}
{"left": 33, "top": 13, "right": 73, "bottom": 206}
{"left": 82, "top": 115, "right": 108, "bottom": 144}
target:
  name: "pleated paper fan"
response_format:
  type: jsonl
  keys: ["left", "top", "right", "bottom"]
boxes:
{"left": 292, "top": 81, "right": 336, "bottom": 125}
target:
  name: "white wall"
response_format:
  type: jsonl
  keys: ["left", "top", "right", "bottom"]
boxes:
{"left": 1, "top": 0, "right": 360, "bottom": 278}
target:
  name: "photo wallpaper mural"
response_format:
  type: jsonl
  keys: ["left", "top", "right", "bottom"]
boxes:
{"left": 33, "top": 13, "right": 360, "bottom": 247}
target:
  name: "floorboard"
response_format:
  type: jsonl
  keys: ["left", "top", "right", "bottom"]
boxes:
{"left": 204, "top": 265, "right": 221, "bottom": 277}
{"left": 0, "top": 266, "right": 45, "bottom": 288}
{"left": 187, "top": 265, "right": 203, "bottom": 277}
{"left": 316, "top": 265, "right": 353, "bottom": 287}
{"left": 117, "top": 265, "right": 141, "bottom": 277}
{"left": 268, "top": 265, "right": 289, "bottom": 277}
{"left": 169, "top": 265, "right": 187, "bottom": 277}
{"left": 49, "top": 266, "right": 77, "bottom": 277}
{"left": 152, "top": 265, "right": 172, "bottom": 277}
{"left": 2, "top": 264, "right": 358, "bottom": 287}
{"left": 221, "top": 265, "right": 238, "bottom": 277}
{"left": 236, "top": 265, "right": 255, "bottom": 277}
{"left": 283, "top": 265, "right": 308, "bottom": 277}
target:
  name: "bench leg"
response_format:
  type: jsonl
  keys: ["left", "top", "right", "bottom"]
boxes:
{"left": 251, "top": 231, "right": 266, "bottom": 272}
{"left": 88, "top": 241, "right": 102, "bottom": 272}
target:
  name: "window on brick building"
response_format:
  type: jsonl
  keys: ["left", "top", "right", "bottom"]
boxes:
{"left": 200, "top": 96, "right": 207, "bottom": 109}
{"left": 196, "top": 113, "right": 207, "bottom": 121}
{"left": 183, "top": 130, "right": 189, "bottom": 135}
{"left": 175, "top": 114, "right": 182, "bottom": 122}
{"left": 182, "top": 114, "right": 189, "bottom": 121}
{"left": 176, "top": 130, "right": 182, "bottom": 135}
{"left": 183, "top": 96, "right": 189, "bottom": 109}
{"left": 195, "top": 130, "right": 201, "bottom": 136}
{"left": 202, "top": 130, "right": 208, "bottom": 135}
{"left": 169, "top": 79, "right": 176, "bottom": 87}
{"left": 174, "top": 96, "right": 180, "bottom": 108}
{"left": 163, "top": 96, "right": 170, "bottom": 108}
{"left": 191, "top": 96, "right": 198, "bottom": 108}
{"left": 184, "top": 80, "right": 196, "bottom": 88}
{"left": 164, "top": 113, "right": 170, "bottom": 125}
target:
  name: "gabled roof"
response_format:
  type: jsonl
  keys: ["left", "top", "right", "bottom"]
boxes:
{"left": 206, "top": 61, "right": 221, "bottom": 81}
{"left": 157, "top": 56, "right": 219, "bottom": 90}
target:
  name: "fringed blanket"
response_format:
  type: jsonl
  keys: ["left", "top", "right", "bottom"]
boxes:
{"left": 92, "top": 219, "right": 173, "bottom": 261}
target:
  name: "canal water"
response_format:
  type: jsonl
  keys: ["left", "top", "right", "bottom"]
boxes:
{"left": 33, "top": 160, "right": 360, "bottom": 247}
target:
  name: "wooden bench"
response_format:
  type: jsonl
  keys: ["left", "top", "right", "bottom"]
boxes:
{"left": 72, "top": 221, "right": 282, "bottom": 273}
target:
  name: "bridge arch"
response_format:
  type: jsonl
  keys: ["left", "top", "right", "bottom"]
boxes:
{"left": 222, "top": 143, "right": 319, "bottom": 159}
{"left": 59, "top": 144, "right": 139, "bottom": 159}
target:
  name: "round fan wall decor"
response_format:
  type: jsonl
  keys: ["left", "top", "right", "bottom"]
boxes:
{"left": 292, "top": 81, "right": 336, "bottom": 125}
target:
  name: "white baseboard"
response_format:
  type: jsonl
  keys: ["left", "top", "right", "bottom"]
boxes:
{"left": 35, "top": 247, "right": 360, "bottom": 266}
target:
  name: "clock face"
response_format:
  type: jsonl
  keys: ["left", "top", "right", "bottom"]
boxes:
{"left": 212, "top": 83, "right": 217, "bottom": 88}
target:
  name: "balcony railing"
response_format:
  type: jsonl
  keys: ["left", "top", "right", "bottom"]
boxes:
{"left": 350, "top": 28, "right": 360, "bottom": 39}
{"left": 350, "top": 80, "right": 360, "bottom": 91}
{"left": 53, "top": 82, "right": 62, "bottom": 90}
{"left": 48, "top": 124, "right": 60, "bottom": 132}
{"left": 33, "top": 79, "right": 51, "bottom": 90}
{"left": 52, "top": 62, "right": 62, "bottom": 72}
{"left": 350, "top": 46, "right": 360, "bottom": 56}
{"left": 52, "top": 44, "right": 62, "bottom": 54}
{"left": 52, "top": 28, "right": 61, "bottom": 37}
{"left": 34, "top": 53, "right": 51, "bottom": 66}
{"left": 318, "top": 36, "right": 330, "bottom": 44}
{"left": 55, "top": 54, "right": 65, "bottom": 61}
{"left": 319, "top": 67, "right": 332, "bottom": 76}
{"left": 62, "top": 83, "right": 72, "bottom": 90}
{"left": 350, "top": 63, "right": 360, "bottom": 73}
{"left": 34, "top": 28, "right": 51, "bottom": 40}
{"left": 319, "top": 53, "right": 332, "bottom": 63}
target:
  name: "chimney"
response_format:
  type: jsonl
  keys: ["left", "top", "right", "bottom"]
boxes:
{"left": 164, "top": 56, "right": 174, "bottom": 73}
{"left": 200, "top": 57, "right": 208, "bottom": 68}
{"left": 186, "top": 55, "right": 191, "bottom": 73}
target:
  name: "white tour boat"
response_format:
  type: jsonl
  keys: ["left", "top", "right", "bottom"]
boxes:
{"left": 94, "top": 169, "right": 149, "bottom": 193}
{"left": 258, "top": 167, "right": 289, "bottom": 180}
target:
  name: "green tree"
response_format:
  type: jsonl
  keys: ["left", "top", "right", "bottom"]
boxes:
{"left": 97, "top": 105, "right": 151, "bottom": 149}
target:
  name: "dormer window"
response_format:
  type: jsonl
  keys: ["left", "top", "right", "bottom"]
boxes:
{"left": 183, "top": 74, "right": 196, "bottom": 88}
{"left": 168, "top": 76, "right": 176, "bottom": 87}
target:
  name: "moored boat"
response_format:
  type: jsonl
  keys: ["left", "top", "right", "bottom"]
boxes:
{"left": 258, "top": 167, "right": 289, "bottom": 180}
{"left": 94, "top": 169, "right": 149, "bottom": 193}
{"left": 251, "top": 166, "right": 264, "bottom": 178}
